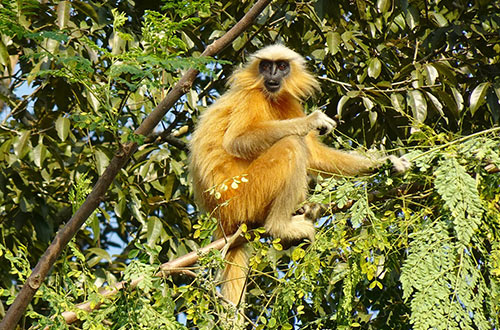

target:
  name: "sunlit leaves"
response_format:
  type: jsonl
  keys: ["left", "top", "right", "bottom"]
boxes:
{"left": 94, "top": 149, "right": 110, "bottom": 176}
{"left": 407, "top": 90, "right": 427, "bottom": 123}
{"left": 390, "top": 93, "right": 405, "bottom": 113}
{"left": 13, "top": 130, "right": 30, "bottom": 158}
{"left": 424, "top": 64, "right": 438, "bottom": 85}
{"left": 337, "top": 95, "right": 350, "bottom": 118}
{"left": 55, "top": 116, "right": 70, "bottom": 141}
{"left": 32, "top": 140, "right": 47, "bottom": 168}
{"left": 470, "top": 82, "right": 491, "bottom": 115}
{"left": 377, "top": 0, "right": 390, "bottom": 14}
{"left": 367, "top": 58, "right": 382, "bottom": 79}
{"left": 434, "top": 157, "right": 483, "bottom": 245}
{"left": 326, "top": 31, "right": 341, "bottom": 55}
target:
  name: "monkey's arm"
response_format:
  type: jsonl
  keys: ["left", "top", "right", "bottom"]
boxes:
{"left": 306, "top": 133, "right": 410, "bottom": 176}
{"left": 223, "top": 110, "right": 335, "bottom": 159}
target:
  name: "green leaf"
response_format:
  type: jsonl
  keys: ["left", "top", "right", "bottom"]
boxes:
{"left": 94, "top": 149, "right": 109, "bottom": 176}
{"left": 147, "top": 216, "right": 163, "bottom": 247}
{"left": 311, "top": 48, "right": 326, "bottom": 60}
{"left": 337, "top": 95, "right": 350, "bottom": 118}
{"left": 434, "top": 90, "right": 457, "bottom": 119}
{"left": 425, "top": 91, "right": 444, "bottom": 118}
{"left": 407, "top": 90, "right": 427, "bottom": 123}
{"left": 450, "top": 87, "right": 464, "bottom": 112}
{"left": 488, "top": 86, "right": 500, "bottom": 122}
{"left": 469, "top": 82, "right": 490, "bottom": 115}
{"left": 405, "top": 6, "right": 420, "bottom": 30}
{"left": 434, "top": 157, "right": 483, "bottom": 244}
{"left": 367, "top": 58, "right": 382, "bottom": 79}
{"left": 424, "top": 64, "right": 438, "bottom": 85}
{"left": 56, "top": 1, "right": 71, "bottom": 30}
{"left": 368, "top": 110, "right": 378, "bottom": 127}
{"left": 33, "top": 142, "right": 47, "bottom": 168}
{"left": 232, "top": 35, "right": 246, "bottom": 51}
{"left": 326, "top": 31, "right": 341, "bottom": 55}
{"left": 55, "top": 116, "right": 70, "bottom": 141}
{"left": 377, "top": 0, "right": 390, "bottom": 13}
{"left": 0, "top": 39, "right": 10, "bottom": 75}
{"left": 72, "top": 0, "right": 99, "bottom": 22}
{"left": 114, "top": 192, "right": 126, "bottom": 218}
{"left": 86, "top": 248, "right": 112, "bottom": 265}
{"left": 362, "top": 97, "right": 374, "bottom": 111}
{"left": 391, "top": 93, "right": 405, "bottom": 113}
{"left": 429, "top": 12, "right": 448, "bottom": 27}
{"left": 432, "top": 62, "right": 457, "bottom": 85}
{"left": 292, "top": 247, "right": 305, "bottom": 261}
{"left": 14, "top": 130, "right": 30, "bottom": 158}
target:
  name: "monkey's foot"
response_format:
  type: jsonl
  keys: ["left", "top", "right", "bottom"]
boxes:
{"left": 294, "top": 203, "right": 325, "bottom": 220}
{"left": 268, "top": 214, "right": 315, "bottom": 249}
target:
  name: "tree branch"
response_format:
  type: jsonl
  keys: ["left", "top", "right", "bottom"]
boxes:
{"left": 0, "top": 1, "right": 272, "bottom": 329}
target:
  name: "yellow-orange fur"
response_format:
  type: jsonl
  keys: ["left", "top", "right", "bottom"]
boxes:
{"left": 189, "top": 45, "right": 405, "bottom": 313}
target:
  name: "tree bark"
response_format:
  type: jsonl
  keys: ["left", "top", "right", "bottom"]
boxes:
{"left": 0, "top": 1, "right": 272, "bottom": 329}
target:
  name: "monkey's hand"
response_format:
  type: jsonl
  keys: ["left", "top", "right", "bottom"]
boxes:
{"left": 307, "top": 110, "right": 337, "bottom": 135}
{"left": 384, "top": 155, "right": 411, "bottom": 173}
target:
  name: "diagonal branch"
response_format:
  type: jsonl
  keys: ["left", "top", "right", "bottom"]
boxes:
{"left": 0, "top": 1, "right": 272, "bottom": 329}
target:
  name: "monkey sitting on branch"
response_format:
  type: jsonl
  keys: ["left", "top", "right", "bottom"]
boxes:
{"left": 189, "top": 44, "right": 409, "bottom": 311}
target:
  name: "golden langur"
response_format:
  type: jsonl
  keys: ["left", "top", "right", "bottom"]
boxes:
{"left": 189, "top": 44, "right": 409, "bottom": 310}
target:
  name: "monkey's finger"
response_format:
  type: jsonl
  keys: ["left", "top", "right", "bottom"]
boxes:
{"left": 318, "top": 126, "right": 328, "bottom": 135}
{"left": 318, "top": 119, "right": 337, "bottom": 135}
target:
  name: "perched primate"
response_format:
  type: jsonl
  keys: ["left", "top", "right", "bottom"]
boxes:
{"left": 189, "top": 45, "right": 408, "bottom": 310}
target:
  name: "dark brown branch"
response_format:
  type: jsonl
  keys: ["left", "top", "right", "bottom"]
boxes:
{"left": 145, "top": 130, "right": 189, "bottom": 151}
{"left": 485, "top": 163, "right": 499, "bottom": 174}
{"left": 0, "top": 1, "right": 272, "bottom": 329}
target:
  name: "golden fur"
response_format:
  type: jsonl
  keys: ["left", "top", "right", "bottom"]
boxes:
{"left": 189, "top": 44, "right": 408, "bottom": 312}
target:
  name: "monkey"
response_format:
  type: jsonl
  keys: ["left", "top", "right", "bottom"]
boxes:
{"left": 188, "top": 44, "right": 409, "bottom": 315}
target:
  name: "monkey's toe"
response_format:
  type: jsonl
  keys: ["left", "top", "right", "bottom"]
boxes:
{"left": 294, "top": 203, "right": 325, "bottom": 220}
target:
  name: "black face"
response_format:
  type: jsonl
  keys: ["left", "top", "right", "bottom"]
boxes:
{"left": 258, "top": 60, "right": 290, "bottom": 93}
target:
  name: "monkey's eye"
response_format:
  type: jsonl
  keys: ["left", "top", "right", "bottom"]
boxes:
{"left": 260, "top": 60, "right": 272, "bottom": 71}
{"left": 277, "top": 61, "right": 289, "bottom": 71}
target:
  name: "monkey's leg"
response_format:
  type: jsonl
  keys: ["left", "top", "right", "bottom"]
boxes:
{"left": 242, "top": 136, "right": 315, "bottom": 243}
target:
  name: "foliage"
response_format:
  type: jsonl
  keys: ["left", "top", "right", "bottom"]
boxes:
{"left": 0, "top": 0, "right": 499, "bottom": 329}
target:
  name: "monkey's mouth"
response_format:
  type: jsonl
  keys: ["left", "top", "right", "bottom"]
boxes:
{"left": 264, "top": 80, "right": 281, "bottom": 93}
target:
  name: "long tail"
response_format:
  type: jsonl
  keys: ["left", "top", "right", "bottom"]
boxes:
{"left": 221, "top": 244, "right": 248, "bottom": 307}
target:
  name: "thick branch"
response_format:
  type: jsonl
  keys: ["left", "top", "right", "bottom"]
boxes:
{"left": 0, "top": 1, "right": 272, "bottom": 329}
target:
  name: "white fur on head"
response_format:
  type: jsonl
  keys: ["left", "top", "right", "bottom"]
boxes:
{"left": 250, "top": 44, "right": 305, "bottom": 64}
